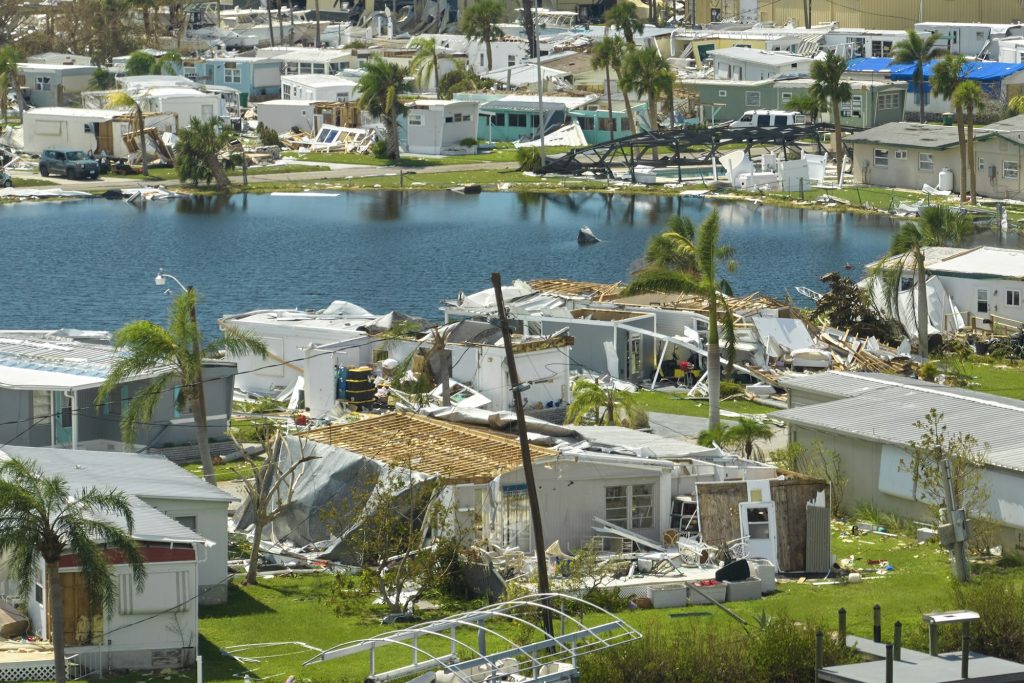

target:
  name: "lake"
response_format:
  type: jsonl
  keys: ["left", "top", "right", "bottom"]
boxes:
{"left": 1, "top": 191, "right": 1019, "bottom": 336}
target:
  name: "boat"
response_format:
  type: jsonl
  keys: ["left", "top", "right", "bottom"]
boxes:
{"left": 577, "top": 226, "right": 600, "bottom": 245}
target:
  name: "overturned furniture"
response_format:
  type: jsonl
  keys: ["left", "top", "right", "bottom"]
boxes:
{"left": 305, "top": 592, "right": 642, "bottom": 682}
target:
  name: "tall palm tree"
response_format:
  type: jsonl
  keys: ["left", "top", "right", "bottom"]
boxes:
{"left": 872, "top": 205, "right": 972, "bottom": 354}
{"left": 622, "top": 46, "right": 671, "bottom": 132}
{"left": 931, "top": 54, "right": 968, "bottom": 202}
{"left": 591, "top": 36, "right": 627, "bottom": 141}
{"left": 460, "top": 0, "right": 504, "bottom": 72}
{"left": 784, "top": 92, "right": 825, "bottom": 123}
{"left": 173, "top": 116, "right": 234, "bottom": 190}
{"left": 358, "top": 57, "right": 410, "bottom": 162}
{"left": 954, "top": 80, "right": 984, "bottom": 206}
{"left": 410, "top": 36, "right": 442, "bottom": 93}
{"left": 890, "top": 28, "right": 944, "bottom": 123}
{"left": 98, "top": 288, "right": 268, "bottom": 484}
{"left": 0, "top": 45, "right": 20, "bottom": 126}
{"left": 605, "top": 2, "right": 643, "bottom": 46}
{"left": 623, "top": 211, "right": 737, "bottom": 430}
{"left": 0, "top": 458, "right": 145, "bottom": 683}
{"left": 565, "top": 378, "right": 648, "bottom": 428}
{"left": 105, "top": 91, "right": 148, "bottom": 176}
{"left": 809, "top": 52, "right": 851, "bottom": 171}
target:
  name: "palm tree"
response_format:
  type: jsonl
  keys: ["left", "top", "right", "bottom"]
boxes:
{"left": 890, "top": 28, "right": 944, "bottom": 123}
{"left": 98, "top": 288, "right": 268, "bottom": 484}
{"left": 0, "top": 457, "right": 145, "bottom": 683}
{"left": 953, "top": 80, "right": 984, "bottom": 206}
{"left": 623, "top": 211, "right": 737, "bottom": 430}
{"left": 173, "top": 116, "right": 234, "bottom": 190}
{"left": 565, "top": 378, "right": 648, "bottom": 428}
{"left": 460, "top": 0, "right": 504, "bottom": 72}
{"left": 88, "top": 67, "right": 116, "bottom": 91}
{"left": 809, "top": 52, "right": 851, "bottom": 171}
{"left": 605, "top": 2, "right": 643, "bottom": 46}
{"left": 105, "top": 91, "right": 148, "bottom": 176}
{"left": 358, "top": 57, "right": 410, "bottom": 162}
{"left": 724, "top": 417, "right": 775, "bottom": 460}
{"left": 0, "top": 45, "right": 20, "bottom": 126}
{"left": 622, "top": 46, "right": 671, "bottom": 133}
{"left": 931, "top": 54, "right": 968, "bottom": 202}
{"left": 872, "top": 205, "right": 972, "bottom": 354}
{"left": 591, "top": 37, "right": 626, "bottom": 141}
{"left": 784, "top": 92, "right": 825, "bottom": 123}
{"left": 438, "top": 61, "right": 492, "bottom": 99}
{"left": 410, "top": 36, "right": 442, "bottom": 93}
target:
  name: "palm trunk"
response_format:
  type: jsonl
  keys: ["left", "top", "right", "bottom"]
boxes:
{"left": 48, "top": 561, "right": 67, "bottom": 683}
{"left": 917, "top": 69, "right": 925, "bottom": 122}
{"left": 648, "top": 92, "right": 659, "bottom": 161}
{"left": 604, "top": 65, "right": 615, "bottom": 141}
{"left": 666, "top": 88, "right": 675, "bottom": 130}
{"left": 485, "top": 39, "right": 493, "bottom": 71}
{"left": 267, "top": 1, "right": 275, "bottom": 46}
{"left": 207, "top": 155, "right": 231, "bottom": 191}
{"left": 432, "top": 54, "right": 439, "bottom": 93}
{"left": 387, "top": 116, "right": 400, "bottom": 161}
{"left": 245, "top": 514, "right": 265, "bottom": 584}
{"left": 277, "top": 3, "right": 285, "bottom": 45}
{"left": 967, "top": 108, "right": 977, "bottom": 205}
{"left": 832, "top": 99, "right": 843, "bottom": 172}
{"left": 314, "top": 0, "right": 321, "bottom": 46}
{"left": 916, "top": 252, "right": 929, "bottom": 355}
{"left": 707, "top": 294, "right": 721, "bottom": 431}
{"left": 955, "top": 104, "right": 967, "bottom": 203}
{"left": 137, "top": 105, "right": 148, "bottom": 177}
{"left": 616, "top": 69, "right": 636, "bottom": 134}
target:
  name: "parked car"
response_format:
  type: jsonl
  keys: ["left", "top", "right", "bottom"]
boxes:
{"left": 729, "top": 110, "right": 806, "bottom": 129}
{"left": 0, "top": 170, "right": 11, "bottom": 188}
{"left": 38, "top": 149, "right": 100, "bottom": 180}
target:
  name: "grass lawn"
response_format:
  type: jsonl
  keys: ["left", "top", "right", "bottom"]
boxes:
{"left": 181, "top": 461, "right": 249, "bottom": 483}
{"left": 165, "top": 523, "right": 1006, "bottom": 683}
{"left": 633, "top": 390, "right": 778, "bottom": 418}
{"left": 953, "top": 360, "right": 1024, "bottom": 401}
{"left": 145, "top": 164, "right": 331, "bottom": 181}
{"left": 247, "top": 169, "right": 611, "bottom": 193}
{"left": 10, "top": 177, "right": 58, "bottom": 188}
{"left": 284, "top": 146, "right": 573, "bottom": 168}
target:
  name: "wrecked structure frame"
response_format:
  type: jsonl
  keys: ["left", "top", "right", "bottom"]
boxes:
{"left": 304, "top": 592, "right": 643, "bottom": 682}
{"left": 541, "top": 124, "right": 831, "bottom": 180}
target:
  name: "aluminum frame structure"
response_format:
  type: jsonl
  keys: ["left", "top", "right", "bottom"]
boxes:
{"left": 304, "top": 592, "right": 643, "bottom": 682}
{"left": 541, "top": 124, "right": 830, "bottom": 180}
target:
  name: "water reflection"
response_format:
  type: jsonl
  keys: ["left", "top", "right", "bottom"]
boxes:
{"left": 360, "top": 190, "right": 406, "bottom": 221}
{"left": 176, "top": 194, "right": 234, "bottom": 214}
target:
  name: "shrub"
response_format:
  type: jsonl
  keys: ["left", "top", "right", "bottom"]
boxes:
{"left": 371, "top": 138, "right": 389, "bottom": 159}
{"left": 953, "top": 576, "right": 1024, "bottom": 662}
{"left": 256, "top": 123, "right": 280, "bottom": 147}
{"left": 719, "top": 380, "right": 745, "bottom": 397}
{"left": 516, "top": 147, "right": 542, "bottom": 172}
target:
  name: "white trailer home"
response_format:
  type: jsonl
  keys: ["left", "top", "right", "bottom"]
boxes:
{"left": 281, "top": 74, "right": 359, "bottom": 102}
{"left": 21, "top": 107, "right": 177, "bottom": 156}
{"left": 135, "top": 87, "right": 222, "bottom": 126}
{"left": 405, "top": 99, "right": 479, "bottom": 155}
{"left": 255, "top": 99, "right": 318, "bottom": 133}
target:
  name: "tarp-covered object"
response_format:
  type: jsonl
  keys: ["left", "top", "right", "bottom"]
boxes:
{"left": 234, "top": 436, "right": 431, "bottom": 560}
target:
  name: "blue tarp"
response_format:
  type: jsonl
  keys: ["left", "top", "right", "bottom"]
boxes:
{"left": 847, "top": 57, "right": 1024, "bottom": 82}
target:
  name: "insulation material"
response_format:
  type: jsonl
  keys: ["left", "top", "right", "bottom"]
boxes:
{"left": 514, "top": 122, "right": 588, "bottom": 149}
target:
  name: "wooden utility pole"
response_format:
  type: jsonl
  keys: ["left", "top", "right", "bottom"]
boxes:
{"left": 491, "top": 272, "right": 554, "bottom": 637}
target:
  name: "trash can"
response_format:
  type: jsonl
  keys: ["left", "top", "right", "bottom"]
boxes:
{"left": 942, "top": 112, "right": 954, "bottom": 126}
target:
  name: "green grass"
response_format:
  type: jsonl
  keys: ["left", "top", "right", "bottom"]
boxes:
{"left": 181, "top": 461, "right": 250, "bottom": 483}
{"left": 10, "top": 177, "right": 58, "bottom": 188}
{"left": 954, "top": 360, "right": 1024, "bottom": 400}
{"left": 145, "top": 164, "right": 331, "bottom": 180}
{"left": 633, "top": 390, "right": 778, "bottom": 418}
{"left": 245, "top": 169, "right": 612, "bottom": 193}
{"left": 284, "top": 147, "right": 573, "bottom": 168}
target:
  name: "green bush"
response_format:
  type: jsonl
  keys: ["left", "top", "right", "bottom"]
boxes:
{"left": 720, "top": 380, "right": 746, "bottom": 397}
{"left": 256, "top": 123, "right": 281, "bottom": 147}
{"left": 953, "top": 575, "right": 1024, "bottom": 662}
{"left": 516, "top": 147, "right": 542, "bottom": 172}
{"left": 371, "top": 138, "right": 389, "bottom": 159}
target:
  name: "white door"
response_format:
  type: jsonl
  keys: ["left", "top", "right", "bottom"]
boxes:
{"left": 739, "top": 501, "right": 778, "bottom": 568}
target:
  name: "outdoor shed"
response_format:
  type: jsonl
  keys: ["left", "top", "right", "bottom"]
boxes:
{"left": 696, "top": 475, "right": 831, "bottom": 573}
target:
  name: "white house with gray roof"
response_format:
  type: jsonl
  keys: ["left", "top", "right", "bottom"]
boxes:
{"left": 708, "top": 47, "right": 815, "bottom": 81}
{"left": 775, "top": 371, "right": 1024, "bottom": 550}
{"left": 0, "top": 446, "right": 232, "bottom": 672}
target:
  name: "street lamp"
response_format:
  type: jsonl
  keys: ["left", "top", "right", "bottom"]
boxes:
{"left": 153, "top": 269, "right": 217, "bottom": 485}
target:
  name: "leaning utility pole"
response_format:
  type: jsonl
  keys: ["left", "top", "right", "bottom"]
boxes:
{"left": 491, "top": 272, "right": 554, "bottom": 637}
{"left": 941, "top": 458, "right": 971, "bottom": 582}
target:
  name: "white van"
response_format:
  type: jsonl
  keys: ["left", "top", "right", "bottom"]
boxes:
{"left": 728, "top": 110, "right": 806, "bottom": 128}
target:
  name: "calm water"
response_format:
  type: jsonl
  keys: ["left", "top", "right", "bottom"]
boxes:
{"left": 1, "top": 191, "right": 1020, "bottom": 336}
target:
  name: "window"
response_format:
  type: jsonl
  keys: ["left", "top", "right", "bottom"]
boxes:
{"left": 493, "top": 113, "right": 505, "bottom": 126}
{"left": 718, "top": 89, "right": 727, "bottom": 98}
{"left": 598, "top": 117, "right": 615, "bottom": 131}
{"left": 35, "top": 76, "right": 51, "bottom": 91}
{"left": 780, "top": 91, "right": 792, "bottom": 104}
{"left": 507, "top": 55, "right": 516, "bottom": 67}
{"left": 874, "top": 149, "right": 889, "bottom": 167}
{"left": 408, "top": 114, "right": 423, "bottom": 126}
{"left": 480, "top": 54, "right": 485, "bottom": 67}
{"left": 32, "top": 391, "right": 51, "bottom": 425}
{"left": 895, "top": 150, "right": 908, "bottom": 160}
{"left": 508, "top": 113, "right": 527, "bottom": 127}
{"left": 445, "top": 116, "right": 453, "bottom": 123}
{"left": 919, "top": 152, "right": 934, "bottom": 172}
{"left": 313, "top": 63, "right": 326, "bottom": 74}
{"left": 531, "top": 114, "right": 539, "bottom": 127}
{"left": 873, "top": 40, "right": 893, "bottom": 57}
{"left": 224, "top": 67, "right": 241, "bottom": 83}
{"left": 282, "top": 83, "right": 291, "bottom": 98}
{"left": 978, "top": 289, "right": 989, "bottom": 313}
{"left": 1004, "top": 160, "right": 1019, "bottom": 179}
{"left": 175, "top": 516, "right": 197, "bottom": 531}
{"left": 745, "top": 91, "right": 761, "bottom": 106}
{"left": 579, "top": 117, "right": 595, "bottom": 130}
{"left": 840, "top": 95, "right": 862, "bottom": 118}
{"left": 60, "top": 395, "right": 72, "bottom": 429}
{"left": 1008, "top": 290, "right": 1021, "bottom": 307}
{"left": 879, "top": 92, "right": 900, "bottom": 110}
{"left": 978, "top": 157, "right": 986, "bottom": 171}
{"left": 605, "top": 484, "right": 654, "bottom": 530}
{"left": 35, "top": 584, "right": 42, "bottom": 604}
{"left": 173, "top": 387, "right": 192, "bottom": 418}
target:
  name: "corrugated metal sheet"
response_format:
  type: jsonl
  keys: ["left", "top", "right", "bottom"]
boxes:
{"left": 780, "top": 371, "right": 934, "bottom": 398}
{"left": 805, "top": 503, "right": 831, "bottom": 573}
{"left": 775, "top": 384, "right": 1024, "bottom": 472}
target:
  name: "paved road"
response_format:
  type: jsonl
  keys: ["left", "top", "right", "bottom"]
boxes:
{"left": 10, "top": 160, "right": 521, "bottom": 191}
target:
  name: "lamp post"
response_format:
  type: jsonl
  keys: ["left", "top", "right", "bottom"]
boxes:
{"left": 155, "top": 269, "right": 217, "bottom": 485}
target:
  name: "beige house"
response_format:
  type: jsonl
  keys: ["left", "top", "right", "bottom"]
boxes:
{"left": 847, "top": 117, "right": 1024, "bottom": 199}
